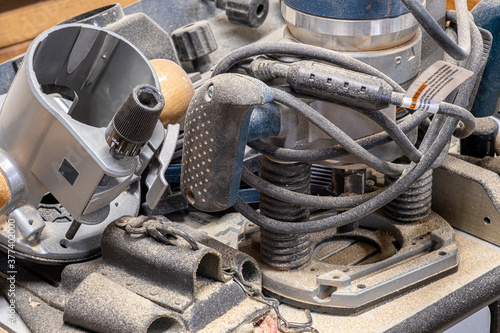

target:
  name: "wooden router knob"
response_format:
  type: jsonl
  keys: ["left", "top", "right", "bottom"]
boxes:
{"left": 0, "top": 173, "right": 10, "bottom": 210}
{"left": 150, "top": 59, "right": 194, "bottom": 127}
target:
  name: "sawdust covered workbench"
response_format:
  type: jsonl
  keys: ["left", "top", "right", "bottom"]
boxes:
{"left": 183, "top": 212, "right": 500, "bottom": 332}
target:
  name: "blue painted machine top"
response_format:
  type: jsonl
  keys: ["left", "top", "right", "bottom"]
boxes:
{"left": 283, "top": 0, "right": 411, "bottom": 20}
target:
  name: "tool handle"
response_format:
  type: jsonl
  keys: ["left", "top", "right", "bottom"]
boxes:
{"left": 181, "top": 74, "right": 273, "bottom": 212}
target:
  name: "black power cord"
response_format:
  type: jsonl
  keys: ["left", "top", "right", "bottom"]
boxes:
{"left": 207, "top": 31, "right": 481, "bottom": 233}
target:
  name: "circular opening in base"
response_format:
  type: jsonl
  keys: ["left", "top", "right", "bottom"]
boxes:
{"left": 256, "top": 4, "right": 265, "bottom": 18}
{"left": 185, "top": 190, "right": 195, "bottom": 205}
{"left": 241, "top": 260, "right": 259, "bottom": 282}
{"left": 147, "top": 316, "right": 182, "bottom": 333}
{"left": 60, "top": 239, "right": 69, "bottom": 248}
{"left": 314, "top": 235, "right": 386, "bottom": 266}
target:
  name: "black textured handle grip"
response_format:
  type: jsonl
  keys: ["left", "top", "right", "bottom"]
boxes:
{"left": 181, "top": 74, "right": 273, "bottom": 212}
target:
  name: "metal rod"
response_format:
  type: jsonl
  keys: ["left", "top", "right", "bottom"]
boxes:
{"left": 65, "top": 221, "right": 82, "bottom": 240}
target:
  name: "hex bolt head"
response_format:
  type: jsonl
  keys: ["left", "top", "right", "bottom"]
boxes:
{"left": 223, "top": 0, "right": 269, "bottom": 28}
{"left": 171, "top": 21, "right": 218, "bottom": 63}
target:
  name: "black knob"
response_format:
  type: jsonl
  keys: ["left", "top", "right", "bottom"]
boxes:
{"left": 105, "top": 84, "right": 164, "bottom": 158}
{"left": 171, "top": 21, "right": 217, "bottom": 73}
{"left": 213, "top": 0, "right": 268, "bottom": 28}
{"left": 460, "top": 117, "right": 499, "bottom": 158}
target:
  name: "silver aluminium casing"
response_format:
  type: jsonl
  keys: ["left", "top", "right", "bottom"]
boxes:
{"left": 0, "top": 23, "right": 165, "bottom": 263}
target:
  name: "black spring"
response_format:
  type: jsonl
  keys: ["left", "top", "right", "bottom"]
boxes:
{"left": 258, "top": 156, "right": 312, "bottom": 269}
{"left": 385, "top": 169, "right": 433, "bottom": 222}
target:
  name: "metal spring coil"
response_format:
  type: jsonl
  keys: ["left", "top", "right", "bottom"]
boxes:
{"left": 385, "top": 169, "right": 433, "bottom": 222}
{"left": 258, "top": 156, "right": 312, "bottom": 270}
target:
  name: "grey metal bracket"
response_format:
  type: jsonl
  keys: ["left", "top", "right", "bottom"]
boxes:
{"left": 239, "top": 210, "right": 459, "bottom": 314}
{"left": 145, "top": 124, "right": 180, "bottom": 209}
{"left": 433, "top": 155, "right": 500, "bottom": 247}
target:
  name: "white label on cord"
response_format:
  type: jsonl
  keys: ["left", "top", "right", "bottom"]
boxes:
{"left": 401, "top": 60, "right": 473, "bottom": 113}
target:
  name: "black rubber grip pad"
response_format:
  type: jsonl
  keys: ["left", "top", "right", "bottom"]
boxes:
{"left": 181, "top": 74, "right": 273, "bottom": 212}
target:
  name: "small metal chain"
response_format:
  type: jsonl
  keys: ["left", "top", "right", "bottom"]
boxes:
{"left": 224, "top": 268, "right": 319, "bottom": 333}
{"left": 114, "top": 215, "right": 199, "bottom": 250}
{"left": 116, "top": 217, "right": 317, "bottom": 331}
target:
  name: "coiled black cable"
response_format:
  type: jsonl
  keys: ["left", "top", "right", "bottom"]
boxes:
{"left": 401, "top": 0, "right": 471, "bottom": 60}
{"left": 246, "top": 111, "right": 430, "bottom": 162}
{"left": 269, "top": 88, "right": 406, "bottom": 176}
{"left": 212, "top": 42, "right": 405, "bottom": 94}
{"left": 209, "top": 36, "right": 479, "bottom": 234}
{"left": 235, "top": 118, "right": 459, "bottom": 234}
{"left": 215, "top": 42, "right": 473, "bottom": 162}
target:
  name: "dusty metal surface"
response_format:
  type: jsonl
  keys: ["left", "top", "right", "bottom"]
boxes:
{"left": 276, "top": 230, "right": 500, "bottom": 333}
{"left": 145, "top": 210, "right": 500, "bottom": 332}
{"left": 433, "top": 155, "right": 500, "bottom": 246}
{"left": 0, "top": 218, "right": 268, "bottom": 332}
{"left": 4, "top": 208, "right": 500, "bottom": 332}
{"left": 64, "top": 272, "right": 186, "bottom": 333}
{"left": 0, "top": 1, "right": 498, "bottom": 332}
{"left": 239, "top": 211, "right": 459, "bottom": 314}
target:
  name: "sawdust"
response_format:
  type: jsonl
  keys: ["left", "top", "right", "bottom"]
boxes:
{"left": 186, "top": 209, "right": 500, "bottom": 331}
{"left": 200, "top": 297, "right": 267, "bottom": 333}
{"left": 441, "top": 155, "right": 500, "bottom": 211}
{"left": 28, "top": 297, "right": 41, "bottom": 308}
{"left": 195, "top": 276, "right": 225, "bottom": 302}
{"left": 274, "top": 231, "right": 500, "bottom": 332}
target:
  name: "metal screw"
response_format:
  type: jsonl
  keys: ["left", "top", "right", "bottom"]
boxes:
{"left": 28, "top": 235, "right": 38, "bottom": 246}
{"left": 150, "top": 288, "right": 159, "bottom": 296}
{"left": 207, "top": 84, "right": 214, "bottom": 98}
{"left": 125, "top": 278, "right": 134, "bottom": 286}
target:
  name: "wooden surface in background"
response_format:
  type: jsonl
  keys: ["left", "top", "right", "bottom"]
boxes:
{"left": 0, "top": 0, "right": 137, "bottom": 63}
{"left": 447, "top": 0, "right": 482, "bottom": 10}
{"left": 0, "top": 0, "right": 486, "bottom": 64}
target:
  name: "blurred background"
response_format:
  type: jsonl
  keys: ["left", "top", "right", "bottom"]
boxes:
{"left": 0, "top": 0, "right": 483, "bottom": 64}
